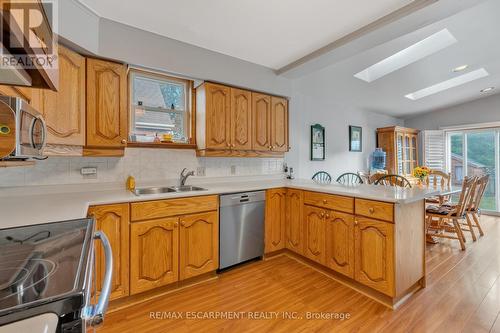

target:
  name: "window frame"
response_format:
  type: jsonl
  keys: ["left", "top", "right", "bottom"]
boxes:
{"left": 128, "top": 68, "right": 196, "bottom": 149}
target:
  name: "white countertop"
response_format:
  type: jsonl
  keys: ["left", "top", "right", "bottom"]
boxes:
{"left": 0, "top": 178, "right": 439, "bottom": 229}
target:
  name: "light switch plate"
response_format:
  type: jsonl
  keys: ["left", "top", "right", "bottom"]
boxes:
{"left": 81, "top": 167, "right": 97, "bottom": 175}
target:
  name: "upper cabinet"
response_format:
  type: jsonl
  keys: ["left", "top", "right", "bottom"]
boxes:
{"left": 230, "top": 88, "right": 252, "bottom": 150}
{"left": 377, "top": 126, "right": 420, "bottom": 177}
{"left": 270, "top": 97, "right": 289, "bottom": 152}
{"left": 86, "top": 58, "right": 128, "bottom": 150}
{"left": 31, "top": 45, "right": 86, "bottom": 147}
{"left": 197, "top": 82, "right": 289, "bottom": 157}
{"left": 204, "top": 83, "right": 231, "bottom": 150}
{"left": 252, "top": 93, "right": 271, "bottom": 152}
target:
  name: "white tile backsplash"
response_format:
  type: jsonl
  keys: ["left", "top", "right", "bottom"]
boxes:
{"left": 0, "top": 148, "right": 284, "bottom": 187}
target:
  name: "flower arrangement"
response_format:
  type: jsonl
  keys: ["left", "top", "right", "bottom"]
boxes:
{"left": 413, "top": 166, "right": 430, "bottom": 182}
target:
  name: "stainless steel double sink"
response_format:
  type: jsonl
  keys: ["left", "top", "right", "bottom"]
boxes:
{"left": 132, "top": 185, "right": 207, "bottom": 196}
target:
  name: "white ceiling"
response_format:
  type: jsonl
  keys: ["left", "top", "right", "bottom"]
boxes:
{"left": 294, "top": 0, "right": 500, "bottom": 118}
{"left": 78, "top": 0, "right": 412, "bottom": 69}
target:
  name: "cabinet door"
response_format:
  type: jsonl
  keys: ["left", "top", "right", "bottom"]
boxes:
{"left": 325, "top": 211, "right": 354, "bottom": 278}
{"left": 285, "top": 189, "right": 303, "bottom": 254}
{"left": 354, "top": 217, "right": 395, "bottom": 296}
{"left": 396, "top": 132, "right": 404, "bottom": 175}
{"left": 252, "top": 93, "right": 271, "bottom": 151}
{"left": 205, "top": 83, "right": 231, "bottom": 150}
{"left": 270, "top": 97, "right": 288, "bottom": 152}
{"left": 179, "top": 211, "right": 219, "bottom": 280}
{"left": 86, "top": 58, "right": 128, "bottom": 148}
{"left": 230, "top": 88, "right": 252, "bottom": 150}
{"left": 88, "top": 204, "right": 130, "bottom": 300}
{"left": 130, "top": 218, "right": 179, "bottom": 294}
{"left": 0, "top": 85, "right": 31, "bottom": 102}
{"left": 265, "top": 188, "right": 286, "bottom": 253}
{"left": 303, "top": 205, "right": 325, "bottom": 264}
{"left": 31, "top": 45, "right": 85, "bottom": 146}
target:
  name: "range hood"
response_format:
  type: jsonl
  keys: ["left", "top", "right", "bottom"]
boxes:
{"left": 0, "top": 0, "right": 58, "bottom": 91}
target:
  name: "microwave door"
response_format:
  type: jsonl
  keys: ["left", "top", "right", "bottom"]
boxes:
{"left": 18, "top": 111, "right": 46, "bottom": 158}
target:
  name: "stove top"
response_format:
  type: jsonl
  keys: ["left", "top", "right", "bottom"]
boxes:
{"left": 0, "top": 219, "right": 94, "bottom": 319}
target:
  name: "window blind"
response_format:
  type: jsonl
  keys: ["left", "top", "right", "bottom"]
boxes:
{"left": 423, "top": 130, "right": 445, "bottom": 170}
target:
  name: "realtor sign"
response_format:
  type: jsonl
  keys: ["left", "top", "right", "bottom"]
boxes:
{"left": 0, "top": 0, "right": 57, "bottom": 69}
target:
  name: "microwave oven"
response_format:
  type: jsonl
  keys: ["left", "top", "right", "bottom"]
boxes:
{"left": 0, "top": 95, "right": 46, "bottom": 160}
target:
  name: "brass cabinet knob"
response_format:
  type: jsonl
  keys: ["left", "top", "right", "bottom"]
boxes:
{"left": 121, "top": 139, "right": 127, "bottom": 144}
{"left": 232, "top": 144, "right": 236, "bottom": 148}
{"left": 325, "top": 214, "right": 330, "bottom": 219}
{"left": 323, "top": 199, "right": 327, "bottom": 204}
{"left": 354, "top": 220, "right": 359, "bottom": 226}
{"left": 369, "top": 207, "right": 375, "bottom": 214}
{"left": 180, "top": 221, "right": 186, "bottom": 227}
{"left": 320, "top": 212, "right": 325, "bottom": 218}
{"left": 227, "top": 143, "right": 231, "bottom": 147}
{"left": 174, "top": 222, "right": 179, "bottom": 228}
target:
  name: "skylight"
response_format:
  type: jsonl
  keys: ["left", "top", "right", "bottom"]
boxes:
{"left": 405, "top": 68, "right": 489, "bottom": 100}
{"left": 354, "top": 29, "right": 457, "bottom": 83}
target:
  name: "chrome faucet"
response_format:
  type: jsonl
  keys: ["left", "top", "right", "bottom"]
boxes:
{"left": 180, "top": 168, "right": 195, "bottom": 186}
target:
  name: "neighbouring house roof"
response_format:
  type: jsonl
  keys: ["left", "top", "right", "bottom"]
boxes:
{"left": 451, "top": 153, "right": 487, "bottom": 168}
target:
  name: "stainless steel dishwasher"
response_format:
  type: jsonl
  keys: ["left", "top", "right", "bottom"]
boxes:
{"left": 219, "top": 191, "right": 265, "bottom": 270}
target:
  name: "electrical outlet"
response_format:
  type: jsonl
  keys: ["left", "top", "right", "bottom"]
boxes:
{"left": 197, "top": 166, "right": 206, "bottom": 176}
{"left": 81, "top": 167, "right": 97, "bottom": 179}
{"left": 230, "top": 165, "right": 236, "bottom": 175}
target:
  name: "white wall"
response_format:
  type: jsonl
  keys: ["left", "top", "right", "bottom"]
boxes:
{"left": 286, "top": 85, "right": 403, "bottom": 180}
{"left": 405, "top": 93, "right": 500, "bottom": 130}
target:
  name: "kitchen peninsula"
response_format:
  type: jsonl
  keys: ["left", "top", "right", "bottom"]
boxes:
{"left": 0, "top": 178, "right": 437, "bottom": 309}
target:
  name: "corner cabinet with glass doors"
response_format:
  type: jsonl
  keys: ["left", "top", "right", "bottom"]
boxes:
{"left": 377, "top": 126, "right": 420, "bottom": 177}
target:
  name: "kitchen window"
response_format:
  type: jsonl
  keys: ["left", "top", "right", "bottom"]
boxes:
{"left": 129, "top": 70, "right": 194, "bottom": 146}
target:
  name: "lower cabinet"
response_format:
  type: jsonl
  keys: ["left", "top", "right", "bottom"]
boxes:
{"left": 285, "top": 189, "right": 303, "bottom": 254}
{"left": 354, "top": 217, "right": 395, "bottom": 296}
{"left": 87, "top": 203, "right": 130, "bottom": 301}
{"left": 303, "top": 205, "right": 326, "bottom": 264}
{"left": 130, "top": 217, "right": 179, "bottom": 295}
{"left": 130, "top": 210, "right": 219, "bottom": 295}
{"left": 265, "top": 188, "right": 286, "bottom": 253}
{"left": 325, "top": 211, "right": 355, "bottom": 279}
{"left": 179, "top": 211, "right": 219, "bottom": 280}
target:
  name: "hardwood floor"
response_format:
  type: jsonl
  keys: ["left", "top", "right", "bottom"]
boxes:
{"left": 99, "top": 216, "right": 500, "bottom": 333}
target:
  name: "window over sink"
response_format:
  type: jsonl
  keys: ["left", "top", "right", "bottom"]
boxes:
{"left": 129, "top": 70, "right": 194, "bottom": 145}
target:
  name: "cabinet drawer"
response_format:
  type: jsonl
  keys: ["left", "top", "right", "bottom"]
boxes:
{"left": 131, "top": 195, "right": 218, "bottom": 221}
{"left": 304, "top": 191, "right": 354, "bottom": 214}
{"left": 355, "top": 199, "right": 394, "bottom": 222}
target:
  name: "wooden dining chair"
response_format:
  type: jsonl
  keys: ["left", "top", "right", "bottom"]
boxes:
{"left": 375, "top": 174, "right": 412, "bottom": 188}
{"left": 312, "top": 171, "right": 332, "bottom": 184}
{"left": 357, "top": 171, "right": 370, "bottom": 184}
{"left": 425, "top": 170, "right": 452, "bottom": 205}
{"left": 466, "top": 174, "right": 490, "bottom": 238}
{"left": 425, "top": 176, "right": 476, "bottom": 250}
{"left": 367, "top": 170, "right": 388, "bottom": 185}
{"left": 337, "top": 172, "right": 363, "bottom": 185}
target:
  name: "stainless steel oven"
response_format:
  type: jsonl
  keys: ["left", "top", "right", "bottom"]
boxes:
{"left": 0, "top": 96, "right": 46, "bottom": 160}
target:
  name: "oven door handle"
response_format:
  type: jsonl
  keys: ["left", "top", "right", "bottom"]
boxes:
{"left": 86, "top": 230, "right": 113, "bottom": 327}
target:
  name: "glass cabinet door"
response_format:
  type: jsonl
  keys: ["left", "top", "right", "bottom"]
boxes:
{"left": 397, "top": 133, "right": 404, "bottom": 174}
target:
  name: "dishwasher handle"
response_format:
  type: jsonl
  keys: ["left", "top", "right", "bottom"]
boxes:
{"left": 220, "top": 191, "right": 266, "bottom": 207}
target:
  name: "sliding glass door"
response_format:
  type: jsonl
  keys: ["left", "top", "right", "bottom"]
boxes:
{"left": 446, "top": 129, "right": 499, "bottom": 212}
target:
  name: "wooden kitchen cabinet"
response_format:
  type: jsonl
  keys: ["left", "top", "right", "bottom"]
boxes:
{"left": 230, "top": 88, "right": 252, "bottom": 150}
{"left": 86, "top": 58, "right": 128, "bottom": 149}
{"left": 265, "top": 188, "right": 286, "bottom": 253}
{"left": 303, "top": 205, "right": 326, "bottom": 264}
{"left": 130, "top": 217, "right": 179, "bottom": 294}
{"left": 285, "top": 189, "right": 303, "bottom": 254}
{"left": 354, "top": 217, "right": 395, "bottom": 296}
{"left": 252, "top": 93, "right": 272, "bottom": 151}
{"left": 30, "top": 45, "right": 86, "bottom": 147}
{"left": 204, "top": 83, "right": 231, "bottom": 150}
{"left": 0, "top": 85, "right": 32, "bottom": 102}
{"left": 325, "top": 211, "right": 355, "bottom": 278}
{"left": 270, "top": 97, "right": 289, "bottom": 152}
{"left": 179, "top": 211, "right": 219, "bottom": 280}
{"left": 87, "top": 203, "right": 130, "bottom": 300}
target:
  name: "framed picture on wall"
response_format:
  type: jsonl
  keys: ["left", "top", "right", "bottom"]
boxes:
{"left": 349, "top": 126, "right": 362, "bottom": 152}
{"left": 311, "top": 124, "right": 325, "bottom": 161}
